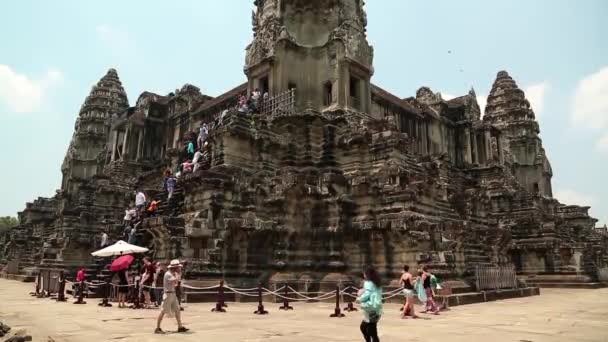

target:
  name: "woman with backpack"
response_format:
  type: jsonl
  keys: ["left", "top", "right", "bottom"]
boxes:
{"left": 357, "top": 267, "right": 383, "bottom": 342}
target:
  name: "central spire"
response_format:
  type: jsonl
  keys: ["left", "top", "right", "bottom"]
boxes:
{"left": 245, "top": 0, "right": 374, "bottom": 113}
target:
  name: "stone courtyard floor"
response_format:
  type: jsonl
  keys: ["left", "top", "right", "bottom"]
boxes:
{"left": 0, "top": 279, "right": 607, "bottom": 342}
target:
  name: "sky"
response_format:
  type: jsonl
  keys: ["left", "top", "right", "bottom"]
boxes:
{"left": 0, "top": 0, "right": 606, "bottom": 225}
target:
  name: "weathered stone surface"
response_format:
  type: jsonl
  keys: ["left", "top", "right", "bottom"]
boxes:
{"left": 1, "top": 1, "right": 606, "bottom": 289}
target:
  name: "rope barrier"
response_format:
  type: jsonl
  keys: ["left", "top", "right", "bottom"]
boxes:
{"left": 37, "top": 275, "right": 424, "bottom": 318}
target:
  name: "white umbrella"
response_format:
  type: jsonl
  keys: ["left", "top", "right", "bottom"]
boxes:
{"left": 91, "top": 240, "right": 149, "bottom": 257}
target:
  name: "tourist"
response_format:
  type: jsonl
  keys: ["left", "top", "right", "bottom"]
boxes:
{"left": 238, "top": 95, "right": 248, "bottom": 113}
{"left": 186, "top": 140, "right": 195, "bottom": 160}
{"left": 100, "top": 230, "right": 109, "bottom": 248}
{"left": 75, "top": 266, "right": 86, "bottom": 299}
{"left": 128, "top": 224, "right": 138, "bottom": 245}
{"left": 252, "top": 88, "right": 261, "bottom": 112}
{"left": 141, "top": 257, "right": 156, "bottom": 309}
{"left": 117, "top": 268, "right": 130, "bottom": 308}
{"left": 155, "top": 259, "right": 189, "bottom": 334}
{"left": 357, "top": 267, "right": 383, "bottom": 342}
{"left": 399, "top": 265, "right": 418, "bottom": 319}
{"left": 197, "top": 123, "right": 209, "bottom": 149}
{"left": 193, "top": 142, "right": 211, "bottom": 172}
{"left": 135, "top": 190, "right": 147, "bottom": 214}
{"left": 220, "top": 109, "right": 229, "bottom": 125}
{"left": 123, "top": 207, "right": 137, "bottom": 228}
{"left": 421, "top": 266, "right": 439, "bottom": 315}
{"left": 192, "top": 147, "right": 204, "bottom": 165}
{"left": 164, "top": 171, "right": 177, "bottom": 201}
{"left": 181, "top": 160, "right": 194, "bottom": 174}
{"left": 154, "top": 262, "right": 166, "bottom": 306}
{"left": 147, "top": 200, "right": 161, "bottom": 217}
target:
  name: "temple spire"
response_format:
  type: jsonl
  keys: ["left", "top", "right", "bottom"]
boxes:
{"left": 61, "top": 68, "right": 129, "bottom": 194}
{"left": 79, "top": 68, "right": 129, "bottom": 117}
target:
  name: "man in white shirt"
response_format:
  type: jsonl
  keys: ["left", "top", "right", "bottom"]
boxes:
{"left": 100, "top": 231, "right": 109, "bottom": 248}
{"left": 155, "top": 260, "right": 189, "bottom": 334}
{"left": 135, "top": 190, "right": 147, "bottom": 213}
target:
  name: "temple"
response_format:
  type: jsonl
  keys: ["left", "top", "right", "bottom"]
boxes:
{"left": 1, "top": 0, "right": 607, "bottom": 289}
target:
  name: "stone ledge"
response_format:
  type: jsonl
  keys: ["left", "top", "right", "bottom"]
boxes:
{"left": 0, "top": 273, "right": 35, "bottom": 283}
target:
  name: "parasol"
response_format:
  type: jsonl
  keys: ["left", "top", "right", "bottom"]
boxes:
{"left": 91, "top": 240, "right": 149, "bottom": 257}
{"left": 111, "top": 254, "right": 135, "bottom": 272}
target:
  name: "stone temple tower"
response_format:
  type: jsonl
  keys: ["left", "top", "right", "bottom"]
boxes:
{"left": 245, "top": 0, "right": 374, "bottom": 113}
{"left": 61, "top": 69, "right": 129, "bottom": 197}
{"left": 483, "top": 71, "right": 553, "bottom": 197}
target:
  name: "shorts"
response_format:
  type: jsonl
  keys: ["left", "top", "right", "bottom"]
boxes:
{"left": 162, "top": 292, "right": 180, "bottom": 318}
{"left": 118, "top": 283, "right": 129, "bottom": 294}
{"left": 403, "top": 289, "right": 416, "bottom": 298}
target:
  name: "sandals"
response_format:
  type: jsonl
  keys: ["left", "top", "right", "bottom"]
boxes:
{"left": 177, "top": 326, "right": 189, "bottom": 333}
{"left": 154, "top": 328, "right": 163, "bottom": 334}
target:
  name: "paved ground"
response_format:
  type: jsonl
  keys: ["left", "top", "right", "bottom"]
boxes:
{"left": 0, "top": 279, "right": 607, "bottom": 342}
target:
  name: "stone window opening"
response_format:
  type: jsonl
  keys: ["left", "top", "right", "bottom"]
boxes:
{"left": 260, "top": 76, "right": 269, "bottom": 95}
{"left": 349, "top": 76, "right": 361, "bottom": 110}
{"left": 323, "top": 81, "right": 333, "bottom": 107}
{"left": 533, "top": 183, "right": 539, "bottom": 194}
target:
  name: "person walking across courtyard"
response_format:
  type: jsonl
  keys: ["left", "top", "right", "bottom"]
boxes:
{"left": 155, "top": 259, "right": 189, "bottom": 334}
{"left": 399, "top": 265, "right": 418, "bottom": 319}
{"left": 421, "top": 266, "right": 439, "bottom": 315}
{"left": 357, "top": 266, "right": 383, "bottom": 342}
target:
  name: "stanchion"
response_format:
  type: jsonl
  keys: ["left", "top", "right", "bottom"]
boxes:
{"left": 254, "top": 283, "right": 268, "bottom": 315}
{"left": 31, "top": 272, "right": 41, "bottom": 297}
{"left": 57, "top": 271, "right": 66, "bottom": 302}
{"left": 278, "top": 284, "right": 293, "bottom": 310}
{"left": 44, "top": 270, "right": 51, "bottom": 297}
{"left": 330, "top": 285, "right": 345, "bottom": 318}
{"left": 98, "top": 280, "right": 112, "bottom": 307}
{"left": 212, "top": 280, "right": 227, "bottom": 312}
{"left": 131, "top": 279, "right": 143, "bottom": 309}
{"left": 343, "top": 285, "right": 358, "bottom": 312}
{"left": 74, "top": 281, "right": 86, "bottom": 304}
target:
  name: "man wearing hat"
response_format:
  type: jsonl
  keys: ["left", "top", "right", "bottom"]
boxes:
{"left": 155, "top": 260, "right": 189, "bottom": 334}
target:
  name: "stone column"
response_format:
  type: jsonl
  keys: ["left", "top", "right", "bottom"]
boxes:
{"left": 122, "top": 127, "right": 130, "bottom": 160}
{"left": 110, "top": 130, "right": 118, "bottom": 162}
{"left": 136, "top": 130, "right": 144, "bottom": 161}
{"left": 484, "top": 130, "right": 492, "bottom": 162}
{"left": 472, "top": 132, "right": 479, "bottom": 164}
{"left": 464, "top": 127, "right": 472, "bottom": 164}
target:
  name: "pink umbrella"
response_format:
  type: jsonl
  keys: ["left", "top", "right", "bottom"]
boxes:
{"left": 111, "top": 254, "right": 135, "bottom": 272}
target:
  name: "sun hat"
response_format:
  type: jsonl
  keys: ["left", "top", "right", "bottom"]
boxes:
{"left": 168, "top": 259, "right": 182, "bottom": 268}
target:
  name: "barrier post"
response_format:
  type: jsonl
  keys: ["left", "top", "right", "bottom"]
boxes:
{"left": 44, "top": 270, "right": 51, "bottom": 297}
{"left": 99, "top": 278, "right": 112, "bottom": 307}
{"left": 278, "top": 284, "right": 293, "bottom": 311}
{"left": 132, "top": 279, "right": 143, "bottom": 309}
{"left": 212, "top": 280, "right": 227, "bottom": 312}
{"left": 74, "top": 281, "right": 86, "bottom": 304}
{"left": 254, "top": 283, "right": 268, "bottom": 315}
{"left": 57, "top": 271, "right": 66, "bottom": 302}
{"left": 343, "top": 285, "right": 358, "bottom": 312}
{"left": 31, "top": 272, "right": 41, "bottom": 297}
{"left": 330, "top": 285, "right": 345, "bottom": 318}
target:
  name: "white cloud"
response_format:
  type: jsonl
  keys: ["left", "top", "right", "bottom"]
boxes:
{"left": 573, "top": 66, "right": 608, "bottom": 129}
{"left": 525, "top": 82, "right": 548, "bottom": 118}
{"left": 554, "top": 189, "right": 596, "bottom": 207}
{"left": 596, "top": 133, "right": 608, "bottom": 154}
{"left": 442, "top": 93, "right": 456, "bottom": 101}
{"left": 0, "top": 65, "right": 63, "bottom": 113}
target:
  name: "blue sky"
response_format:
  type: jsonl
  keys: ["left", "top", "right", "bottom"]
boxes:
{"left": 0, "top": 0, "right": 606, "bottom": 225}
